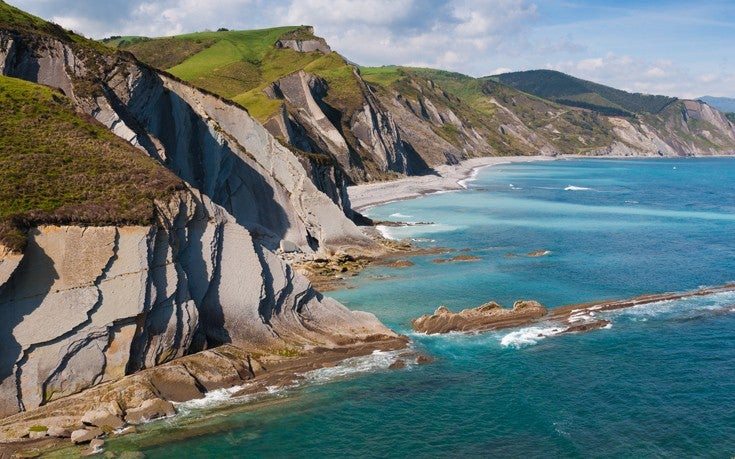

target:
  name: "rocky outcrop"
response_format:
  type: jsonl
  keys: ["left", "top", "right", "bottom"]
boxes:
{"left": 0, "top": 26, "right": 401, "bottom": 423}
{"left": 0, "top": 29, "right": 375, "bottom": 255}
{"left": 412, "top": 301, "right": 548, "bottom": 334}
{"left": 412, "top": 283, "right": 735, "bottom": 336}
{"left": 0, "top": 189, "right": 396, "bottom": 418}
{"left": 275, "top": 27, "right": 331, "bottom": 54}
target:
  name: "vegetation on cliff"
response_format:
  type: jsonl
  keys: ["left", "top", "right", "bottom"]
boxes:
{"left": 104, "top": 26, "right": 362, "bottom": 123}
{"left": 493, "top": 69, "right": 676, "bottom": 116}
{"left": 0, "top": 75, "right": 182, "bottom": 252}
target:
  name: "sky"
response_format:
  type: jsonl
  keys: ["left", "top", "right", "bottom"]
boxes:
{"left": 7, "top": 0, "right": 735, "bottom": 98}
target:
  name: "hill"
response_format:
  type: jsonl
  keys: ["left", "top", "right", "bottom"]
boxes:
{"left": 494, "top": 69, "right": 676, "bottom": 116}
{"left": 699, "top": 96, "right": 735, "bottom": 113}
{"left": 0, "top": 74, "right": 181, "bottom": 251}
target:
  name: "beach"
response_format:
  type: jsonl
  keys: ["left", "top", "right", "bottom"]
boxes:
{"left": 347, "top": 155, "right": 556, "bottom": 212}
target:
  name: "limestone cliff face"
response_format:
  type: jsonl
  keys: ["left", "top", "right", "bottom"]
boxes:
{"left": 0, "top": 29, "right": 374, "bottom": 254}
{"left": 0, "top": 188, "right": 393, "bottom": 418}
{"left": 263, "top": 69, "right": 430, "bottom": 181}
{"left": 0, "top": 29, "right": 394, "bottom": 419}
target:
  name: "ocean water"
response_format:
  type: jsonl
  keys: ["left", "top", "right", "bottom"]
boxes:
{"left": 99, "top": 158, "right": 735, "bottom": 458}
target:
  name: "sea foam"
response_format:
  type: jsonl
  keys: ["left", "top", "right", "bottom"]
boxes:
{"left": 500, "top": 326, "right": 564, "bottom": 348}
{"left": 564, "top": 185, "right": 592, "bottom": 191}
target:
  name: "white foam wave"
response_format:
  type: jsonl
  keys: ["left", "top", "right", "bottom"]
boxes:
{"left": 175, "top": 385, "right": 246, "bottom": 411}
{"left": 500, "top": 326, "right": 564, "bottom": 348}
{"left": 564, "top": 185, "right": 592, "bottom": 191}
{"left": 300, "top": 350, "right": 406, "bottom": 384}
{"left": 375, "top": 225, "right": 397, "bottom": 240}
{"left": 389, "top": 212, "right": 413, "bottom": 218}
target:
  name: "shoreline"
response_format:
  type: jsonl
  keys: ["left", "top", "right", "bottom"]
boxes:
{"left": 348, "top": 155, "right": 556, "bottom": 212}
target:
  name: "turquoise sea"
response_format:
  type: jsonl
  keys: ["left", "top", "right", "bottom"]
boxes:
{"left": 101, "top": 158, "right": 735, "bottom": 458}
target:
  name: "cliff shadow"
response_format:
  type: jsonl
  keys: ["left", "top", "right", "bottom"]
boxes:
{"left": 0, "top": 236, "right": 56, "bottom": 407}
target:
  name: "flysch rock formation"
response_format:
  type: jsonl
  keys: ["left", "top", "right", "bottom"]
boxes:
{"left": 0, "top": 188, "right": 398, "bottom": 420}
{"left": 412, "top": 283, "right": 735, "bottom": 336}
{"left": 0, "top": 21, "right": 402, "bottom": 426}
{"left": 0, "top": 28, "right": 374, "bottom": 255}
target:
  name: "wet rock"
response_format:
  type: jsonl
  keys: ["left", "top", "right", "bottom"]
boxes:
{"left": 388, "top": 360, "right": 406, "bottom": 370}
{"left": 527, "top": 250, "right": 551, "bottom": 257}
{"left": 81, "top": 406, "right": 124, "bottom": 431}
{"left": 81, "top": 438, "right": 105, "bottom": 456}
{"left": 70, "top": 427, "right": 103, "bottom": 444}
{"left": 415, "top": 354, "right": 436, "bottom": 365}
{"left": 412, "top": 300, "right": 547, "bottom": 334}
{"left": 386, "top": 259, "right": 414, "bottom": 268}
{"left": 124, "top": 399, "right": 176, "bottom": 425}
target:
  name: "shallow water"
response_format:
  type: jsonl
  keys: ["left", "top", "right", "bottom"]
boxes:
{"left": 101, "top": 158, "right": 735, "bottom": 458}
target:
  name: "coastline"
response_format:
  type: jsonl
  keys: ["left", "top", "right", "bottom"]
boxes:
{"left": 348, "top": 155, "right": 556, "bottom": 212}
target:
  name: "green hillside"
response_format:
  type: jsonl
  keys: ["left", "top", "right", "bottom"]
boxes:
{"left": 0, "top": 0, "right": 111, "bottom": 53}
{"left": 107, "top": 26, "right": 361, "bottom": 122}
{"left": 0, "top": 75, "right": 182, "bottom": 252}
{"left": 494, "top": 69, "right": 676, "bottom": 116}
{"left": 361, "top": 65, "right": 616, "bottom": 155}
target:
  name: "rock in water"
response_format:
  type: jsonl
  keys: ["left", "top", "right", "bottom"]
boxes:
{"left": 124, "top": 399, "right": 176, "bottom": 425}
{"left": 411, "top": 301, "right": 547, "bottom": 334}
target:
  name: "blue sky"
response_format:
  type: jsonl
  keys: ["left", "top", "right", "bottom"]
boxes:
{"left": 8, "top": 0, "right": 735, "bottom": 98}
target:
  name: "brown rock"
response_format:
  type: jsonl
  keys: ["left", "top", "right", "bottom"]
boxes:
{"left": 527, "top": 250, "right": 551, "bottom": 257}
{"left": 386, "top": 259, "right": 415, "bottom": 268}
{"left": 388, "top": 360, "right": 406, "bottom": 370}
{"left": 412, "top": 300, "right": 547, "bottom": 334}
{"left": 449, "top": 254, "right": 480, "bottom": 262}
{"left": 81, "top": 407, "right": 124, "bottom": 430}
{"left": 415, "top": 354, "right": 436, "bottom": 365}
{"left": 81, "top": 438, "right": 105, "bottom": 456}
{"left": 70, "top": 427, "right": 103, "bottom": 444}
{"left": 28, "top": 429, "right": 48, "bottom": 439}
{"left": 147, "top": 365, "right": 205, "bottom": 402}
{"left": 124, "top": 398, "right": 176, "bottom": 425}
{"left": 48, "top": 426, "right": 71, "bottom": 438}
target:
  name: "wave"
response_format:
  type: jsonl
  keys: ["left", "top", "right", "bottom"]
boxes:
{"left": 389, "top": 212, "right": 413, "bottom": 218}
{"left": 564, "top": 185, "right": 592, "bottom": 191}
{"left": 301, "top": 349, "right": 407, "bottom": 384}
{"left": 500, "top": 326, "right": 565, "bottom": 348}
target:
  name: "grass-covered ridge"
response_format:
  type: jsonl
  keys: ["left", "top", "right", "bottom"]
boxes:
{"left": 494, "top": 69, "right": 676, "bottom": 116}
{"left": 0, "top": 75, "right": 183, "bottom": 252}
{"left": 0, "top": 0, "right": 111, "bottom": 53}
{"left": 108, "top": 26, "right": 361, "bottom": 122}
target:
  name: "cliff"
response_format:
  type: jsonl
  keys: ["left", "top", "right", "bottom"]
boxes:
{"left": 0, "top": 2, "right": 397, "bottom": 423}
{"left": 111, "top": 29, "right": 735, "bottom": 186}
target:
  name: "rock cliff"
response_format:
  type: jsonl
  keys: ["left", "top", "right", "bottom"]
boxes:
{"left": 0, "top": 188, "right": 393, "bottom": 418}
{"left": 0, "top": 3, "right": 396, "bottom": 422}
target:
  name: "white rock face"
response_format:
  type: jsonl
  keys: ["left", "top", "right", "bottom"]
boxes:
{"left": 0, "top": 31, "right": 395, "bottom": 419}
{"left": 0, "top": 191, "right": 394, "bottom": 418}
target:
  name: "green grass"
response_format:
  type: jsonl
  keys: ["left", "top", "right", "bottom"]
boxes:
{"left": 0, "top": 0, "right": 112, "bottom": 54}
{"left": 0, "top": 76, "right": 182, "bottom": 252}
{"left": 495, "top": 70, "right": 675, "bottom": 115}
{"left": 100, "top": 35, "right": 150, "bottom": 48}
{"left": 116, "top": 26, "right": 362, "bottom": 122}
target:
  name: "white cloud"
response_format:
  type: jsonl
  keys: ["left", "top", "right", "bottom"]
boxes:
{"left": 548, "top": 52, "right": 735, "bottom": 99}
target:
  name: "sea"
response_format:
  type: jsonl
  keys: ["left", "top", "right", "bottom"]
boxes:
{"left": 94, "top": 158, "right": 735, "bottom": 458}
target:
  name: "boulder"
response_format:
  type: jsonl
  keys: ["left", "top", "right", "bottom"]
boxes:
{"left": 47, "top": 426, "right": 71, "bottom": 438}
{"left": 124, "top": 399, "right": 176, "bottom": 425}
{"left": 279, "top": 240, "right": 300, "bottom": 253}
{"left": 81, "top": 407, "right": 124, "bottom": 431}
{"left": 70, "top": 427, "right": 103, "bottom": 444}
{"left": 412, "top": 300, "right": 547, "bottom": 334}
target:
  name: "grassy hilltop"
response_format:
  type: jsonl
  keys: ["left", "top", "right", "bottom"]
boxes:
{"left": 106, "top": 26, "right": 362, "bottom": 122}
{"left": 0, "top": 75, "right": 181, "bottom": 251}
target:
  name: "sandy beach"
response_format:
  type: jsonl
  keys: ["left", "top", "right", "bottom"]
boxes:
{"left": 347, "top": 155, "right": 556, "bottom": 212}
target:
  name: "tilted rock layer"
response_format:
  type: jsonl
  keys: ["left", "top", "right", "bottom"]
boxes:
{"left": 0, "top": 18, "right": 396, "bottom": 421}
